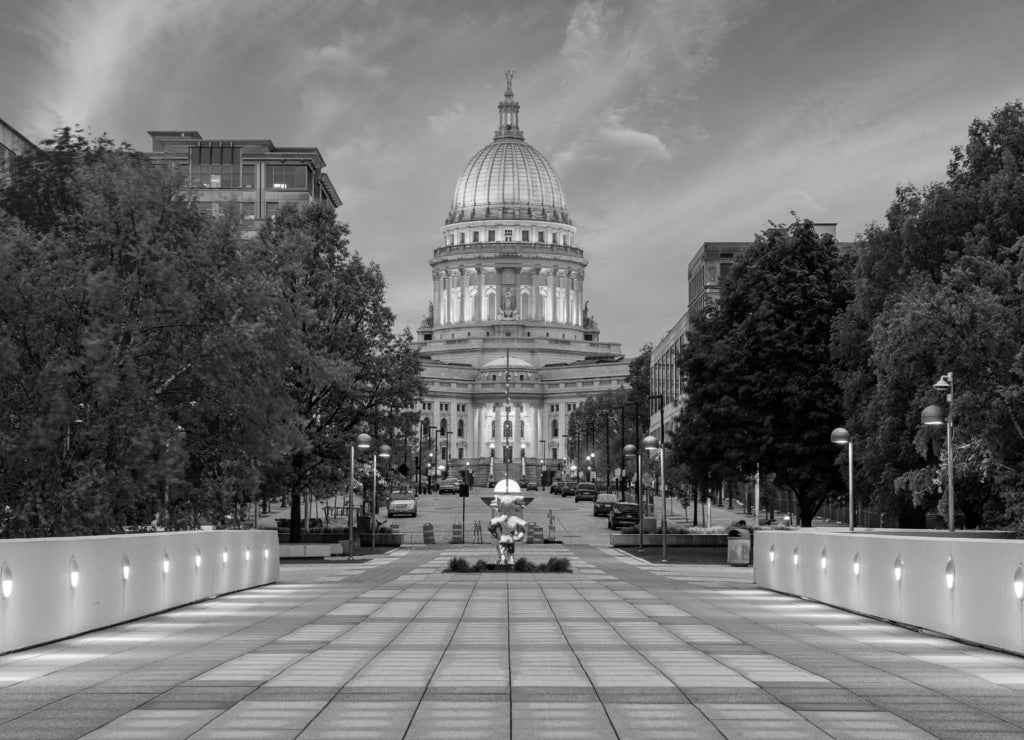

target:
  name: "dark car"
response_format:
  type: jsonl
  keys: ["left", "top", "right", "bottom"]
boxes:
{"left": 608, "top": 502, "right": 639, "bottom": 530}
{"left": 593, "top": 493, "right": 617, "bottom": 517}
{"left": 574, "top": 482, "right": 598, "bottom": 502}
{"left": 550, "top": 480, "right": 563, "bottom": 495}
{"left": 437, "top": 479, "right": 460, "bottom": 494}
{"left": 561, "top": 481, "right": 578, "bottom": 498}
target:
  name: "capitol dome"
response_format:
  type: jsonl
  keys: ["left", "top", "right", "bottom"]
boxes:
{"left": 446, "top": 75, "right": 570, "bottom": 225}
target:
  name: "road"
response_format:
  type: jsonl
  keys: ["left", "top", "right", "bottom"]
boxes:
{"left": 382, "top": 485, "right": 701, "bottom": 546}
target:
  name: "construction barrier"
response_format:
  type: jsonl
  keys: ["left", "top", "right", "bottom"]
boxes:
{"left": 422, "top": 523, "right": 434, "bottom": 544}
{"left": 527, "top": 522, "right": 544, "bottom": 543}
{"left": 451, "top": 522, "right": 464, "bottom": 544}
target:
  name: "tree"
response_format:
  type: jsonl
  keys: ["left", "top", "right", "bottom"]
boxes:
{"left": 832, "top": 100, "right": 1024, "bottom": 528}
{"left": 0, "top": 128, "right": 295, "bottom": 534}
{"left": 676, "top": 219, "right": 853, "bottom": 526}
{"left": 253, "top": 202, "right": 424, "bottom": 540}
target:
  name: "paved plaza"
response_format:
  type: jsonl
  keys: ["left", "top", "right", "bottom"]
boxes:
{"left": 2, "top": 544, "right": 1024, "bottom": 739}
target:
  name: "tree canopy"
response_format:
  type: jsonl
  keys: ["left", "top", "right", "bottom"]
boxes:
{"left": 0, "top": 128, "right": 422, "bottom": 537}
{"left": 675, "top": 219, "right": 853, "bottom": 526}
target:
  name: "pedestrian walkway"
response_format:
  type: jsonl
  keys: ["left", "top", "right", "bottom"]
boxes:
{"left": 2, "top": 544, "right": 1024, "bottom": 738}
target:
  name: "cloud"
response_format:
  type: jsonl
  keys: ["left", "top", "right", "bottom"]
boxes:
{"left": 426, "top": 103, "right": 468, "bottom": 137}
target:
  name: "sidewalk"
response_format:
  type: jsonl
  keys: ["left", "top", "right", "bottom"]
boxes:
{"left": 2, "top": 543, "right": 1024, "bottom": 738}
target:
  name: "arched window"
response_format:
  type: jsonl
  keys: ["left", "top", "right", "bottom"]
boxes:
{"left": 491, "top": 421, "right": 495, "bottom": 439}
{"left": 503, "top": 419, "right": 512, "bottom": 439}
{"left": 551, "top": 418, "right": 559, "bottom": 437}
{"left": 439, "top": 418, "right": 447, "bottom": 435}
{"left": 421, "top": 418, "right": 430, "bottom": 437}
{"left": 457, "top": 419, "right": 464, "bottom": 437}
{"left": 519, "top": 420, "right": 525, "bottom": 438}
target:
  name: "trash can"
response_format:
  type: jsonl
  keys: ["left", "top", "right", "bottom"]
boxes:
{"left": 727, "top": 528, "right": 751, "bottom": 566}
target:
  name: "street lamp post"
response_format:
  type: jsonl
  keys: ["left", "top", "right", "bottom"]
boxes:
{"left": 540, "top": 438, "right": 546, "bottom": 490}
{"left": 923, "top": 372, "right": 955, "bottom": 532}
{"left": 371, "top": 443, "right": 391, "bottom": 550}
{"left": 624, "top": 443, "right": 643, "bottom": 551}
{"left": 349, "top": 433, "right": 372, "bottom": 561}
{"left": 830, "top": 428, "right": 854, "bottom": 531}
{"left": 643, "top": 434, "right": 666, "bottom": 562}
{"left": 520, "top": 441, "right": 526, "bottom": 479}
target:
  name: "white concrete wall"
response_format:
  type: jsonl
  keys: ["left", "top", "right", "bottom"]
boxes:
{"left": 0, "top": 530, "right": 279, "bottom": 654}
{"left": 753, "top": 530, "right": 1024, "bottom": 655}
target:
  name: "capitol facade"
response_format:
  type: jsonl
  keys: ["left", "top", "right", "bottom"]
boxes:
{"left": 414, "top": 74, "right": 629, "bottom": 485}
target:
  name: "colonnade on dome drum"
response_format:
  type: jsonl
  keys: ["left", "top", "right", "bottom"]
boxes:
{"left": 432, "top": 265, "right": 584, "bottom": 327}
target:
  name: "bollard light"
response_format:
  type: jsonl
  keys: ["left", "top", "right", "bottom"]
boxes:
{"left": 894, "top": 556, "right": 903, "bottom": 583}
{"left": 945, "top": 558, "right": 955, "bottom": 590}
{"left": 853, "top": 553, "right": 861, "bottom": 577}
{"left": 69, "top": 558, "right": 80, "bottom": 589}
{"left": 122, "top": 556, "right": 131, "bottom": 582}
{"left": 194, "top": 549, "right": 202, "bottom": 569}
{"left": 163, "top": 552, "right": 171, "bottom": 575}
{"left": 1, "top": 563, "right": 12, "bottom": 599}
{"left": 1014, "top": 565, "right": 1024, "bottom": 600}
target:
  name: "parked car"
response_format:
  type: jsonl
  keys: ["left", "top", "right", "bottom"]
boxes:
{"left": 593, "top": 493, "right": 617, "bottom": 517}
{"left": 561, "top": 481, "right": 578, "bottom": 498}
{"left": 550, "top": 480, "right": 563, "bottom": 495}
{"left": 608, "top": 502, "right": 639, "bottom": 529}
{"left": 387, "top": 496, "right": 417, "bottom": 517}
{"left": 526, "top": 479, "right": 538, "bottom": 491}
{"left": 574, "top": 482, "right": 598, "bottom": 502}
{"left": 437, "top": 479, "right": 460, "bottom": 494}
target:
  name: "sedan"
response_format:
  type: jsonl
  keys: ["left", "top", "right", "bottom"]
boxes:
{"left": 387, "top": 497, "right": 417, "bottom": 517}
{"left": 608, "top": 502, "right": 639, "bottom": 530}
{"left": 574, "top": 482, "right": 598, "bottom": 502}
{"left": 593, "top": 493, "right": 617, "bottom": 517}
{"left": 437, "top": 480, "right": 460, "bottom": 494}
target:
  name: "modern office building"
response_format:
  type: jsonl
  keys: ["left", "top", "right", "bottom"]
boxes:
{"left": 413, "top": 74, "right": 629, "bottom": 485}
{"left": 145, "top": 131, "right": 340, "bottom": 229}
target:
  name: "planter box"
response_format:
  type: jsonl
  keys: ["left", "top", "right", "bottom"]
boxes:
{"left": 610, "top": 533, "right": 728, "bottom": 547}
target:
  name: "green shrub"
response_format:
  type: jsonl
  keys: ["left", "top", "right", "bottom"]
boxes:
{"left": 513, "top": 559, "right": 537, "bottom": 572}
{"left": 472, "top": 560, "right": 489, "bottom": 572}
{"left": 445, "top": 557, "right": 472, "bottom": 573}
{"left": 544, "top": 557, "right": 572, "bottom": 572}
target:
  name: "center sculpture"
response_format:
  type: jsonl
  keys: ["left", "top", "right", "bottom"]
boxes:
{"left": 483, "top": 482, "right": 533, "bottom": 565}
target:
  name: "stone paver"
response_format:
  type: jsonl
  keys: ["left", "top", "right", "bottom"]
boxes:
{"left": 2, "top": 543, "right": 1024, "bottom": 738}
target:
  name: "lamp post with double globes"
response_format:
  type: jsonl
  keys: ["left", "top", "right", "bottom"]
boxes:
{"left": 370, "top": 443, "right": 391, "bottom": 551}
{"left": 349, "top": 433, "right": 372, "bottom": 561}
{"left": 922, "top": 371, "right": 955, "bottom": 532}
{"left": 643, "top": 434, "right": 666, "bottom": 562}
{"left": 830, "top": 427, "right": 854, "bottom": 531}
{"left": 624, "top": 443, "right": 644, "bottom": 552}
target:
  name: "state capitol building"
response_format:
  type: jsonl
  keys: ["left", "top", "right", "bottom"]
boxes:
{"left": 414, "top": 74, "right": 629, "bottom": 485}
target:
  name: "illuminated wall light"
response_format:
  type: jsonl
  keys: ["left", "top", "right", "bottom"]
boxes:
{"left": 162, "top": 552, "right": 170, "bottom": 575}
{"left": 894, "top": 556, "right": 903, "bottom": 583}
{"left": 263, "top": 546, "right": 269, "bottom": 560}
{"left": 820, "top": 549, "right": 828, "bottom": 571}
{"left": 69, "top": 558, "right": 80, "bottom": 589}
{"left": 1, "top": 563, "right": 12, "bottom": 599}
{"left": 769, "top": 545, "right": 775, "bottom": 564}
{"left": 222, "top": 548, "right": 229, "bottom": 565}
{"left": 194, "top": 549, "right": 202, "bottom": 569}
{"left": 792, "top": 548, "right": 799, "bottom": 567}
{"left": 122, "top": 556, "right": 131, "bottom": 582}
{"left": 245, "top": 547, "right": 251, "bottom": 562}
{"left": 1014, "top": 565, "right": 1024, "bottom": 600}
{"left": 945, "top": 558, "right": 955, "bottom": 590}
{"left": 853, "top": 553, "right": 861, "bottom": 577}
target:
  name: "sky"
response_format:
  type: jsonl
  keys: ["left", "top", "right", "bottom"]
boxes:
{"left": 3, "top": 0, "right": 1024, "bottom": 356}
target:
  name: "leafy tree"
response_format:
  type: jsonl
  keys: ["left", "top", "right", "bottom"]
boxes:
{"left": 832, "top": 100, "right": 1024, "bottom": 528}
{"left": 676, "top": 219, "right": 853, "bottom": 526}
{"left": 253, "top": 202, "right": 424, "bottom": 540}
{"left": 0, "top": 128, "right": 294, "bottom": 535}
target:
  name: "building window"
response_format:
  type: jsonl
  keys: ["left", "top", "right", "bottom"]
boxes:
{"left": 457, "top": 419, "right": 464, "bottom": 437}
{"left": 522, "top": 230, "right": 530, "bottom": 241}
{"left": 488, "top": 230, "right": 496, "bottom": 241}
{"left": 458, "top": 447, "right": 464, "bottom": 459}
{"left": 563, "top": 234, "right": 569, "bottom": 245}
{"left": 240, "top": 201, "right": 255, "bottom": 220}
{"left": 439, "top": 418, "right": 447, "bottom": 434}
{"left": 196, "top": 201, "right": 214, "bottom": 215}
{"left": 537, "top": 231, "right": 545, "bottom": 243}
{"left": 265, "top": 164, "right": 309, "bottom": 191}
{"left": 440, "top": 403, "right": 449, "bottom": 411}
{"left": 551, "top": 418, "right": 558, "bottom": 437}
{"left": 549, "top": 404, "right": 559, "bottom": 413}
{"left": 242, "top": 164, "right": 255, "bottom": 189}
{"left": 190, "top": 145, "right": 242, "bottom": 188}
{"left": 459, "top": 232, "right": 466, "bottom": 244}
{"left": 504, "top": 230, "right": 513, "bottom": 242}
{"left": 472, "top": 231, "right": 480, "bottom": 242}
{"left": 457, "top": 404, "right": 466, "bottom": 412}
{"left": 491, "top": 421, "right": 495, "bottom": 438}
{"left": 519, "top": 421, "right": 525, "bottom": 437}
{"left": 265, "top": 202, "right": 279, "bottom": 219}
{"left": 423, "top": 402, "right": 432, "bottom": 411}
